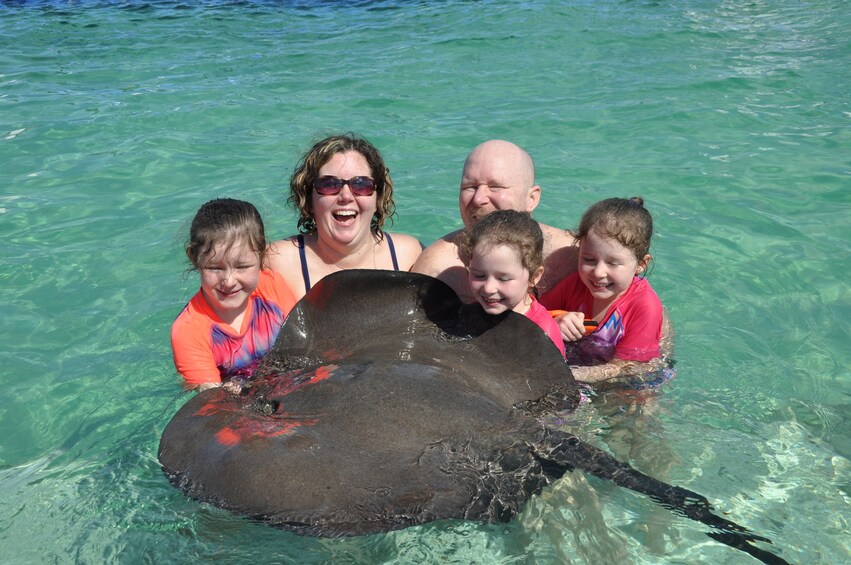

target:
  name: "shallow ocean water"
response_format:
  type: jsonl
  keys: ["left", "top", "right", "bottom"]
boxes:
{"left": 1, "top": 1, "right": 848, "bottom": 563}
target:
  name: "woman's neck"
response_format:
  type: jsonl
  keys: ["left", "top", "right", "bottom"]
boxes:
{"left": 309, "top": 231, "right": 380, "bottom": 270}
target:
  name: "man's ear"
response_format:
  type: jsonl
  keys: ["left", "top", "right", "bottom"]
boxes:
{"left": 526, "top": 184, "right": 541, "bottom": 212}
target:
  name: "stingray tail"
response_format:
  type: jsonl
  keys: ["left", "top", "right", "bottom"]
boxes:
{"left": 535, "top": 431, "right": 790, "bottom": 565}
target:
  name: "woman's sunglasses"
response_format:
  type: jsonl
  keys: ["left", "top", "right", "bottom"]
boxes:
{"left": 313, "top": 176, "right": 376, "bottom": 197}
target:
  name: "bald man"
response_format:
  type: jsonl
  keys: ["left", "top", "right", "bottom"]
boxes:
{"left": 412, "top": 140, "right": 577, "bottom": 303}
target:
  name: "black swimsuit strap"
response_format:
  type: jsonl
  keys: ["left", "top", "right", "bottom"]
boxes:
{"left": 296, "top": 234, "right": 311, "bottom": 292}
{"left": 385, "top": 232, "right": 399, "bottom": 271}
{"left": 298, "top": 232, "right": 398, "bottom": 293}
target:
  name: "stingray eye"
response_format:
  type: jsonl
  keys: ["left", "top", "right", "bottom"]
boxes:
{"left": 374, "top": 487, "right": 391, "bottom": 499}
{"left": 258, "top": 400, "right": 281, "bottom": 415}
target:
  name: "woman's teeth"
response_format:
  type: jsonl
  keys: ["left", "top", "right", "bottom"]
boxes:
{"left": 334, "top": 210, "right": 356, "bottom": 222}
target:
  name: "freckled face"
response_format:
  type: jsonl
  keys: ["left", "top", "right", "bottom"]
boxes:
{"left": 467, "top": 243, "right": 535, "bottom": 315}
{"left": 199, "top": 241, "right": 261, "bottom": 323}
{"left": 312, "top": 151, "right": 377, "bottom": 247}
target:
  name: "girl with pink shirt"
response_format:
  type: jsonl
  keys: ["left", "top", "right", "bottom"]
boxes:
{"left": 541, "top": 197, "right": 666, "bottom": 384}
{"left": 458, "top": 210, "right": 565, "bottom": 357}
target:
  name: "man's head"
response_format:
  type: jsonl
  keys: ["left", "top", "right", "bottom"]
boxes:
{"left": 459, "top": 140, "right": 541, "bottom": 228}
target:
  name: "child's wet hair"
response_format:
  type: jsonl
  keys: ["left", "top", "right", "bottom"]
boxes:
{"left": 185, "top": 198, "right": 266, "bottom": 270}
{"left": 574, "top": 197, "right": 653, "bottom": 262}
{"left": 458, "top": 210, "right": 544, "bottom": 280}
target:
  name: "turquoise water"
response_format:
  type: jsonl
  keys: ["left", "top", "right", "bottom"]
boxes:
{"left": 2, "top": 1, "right": 848, "bottom": 562}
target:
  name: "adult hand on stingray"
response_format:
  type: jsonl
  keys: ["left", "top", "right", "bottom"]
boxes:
{"left": 159, "top": 270, "right": 789, "bottom": 565}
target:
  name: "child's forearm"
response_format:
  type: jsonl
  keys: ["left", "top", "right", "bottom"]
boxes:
{"left": 570, "top": 357, "right": 667, "bottom": 383}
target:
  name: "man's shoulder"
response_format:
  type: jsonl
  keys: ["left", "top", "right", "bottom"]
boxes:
{"left": 537, "top": 222, "right": 578, "bottom": 290}
{"left": 428, "top": 229, "right": 463, "bottom": 248}
{"left": 539, "top": 222, "right": 575, "bottom": 248}
{"left": 412, "top": 230, "right": 463, "bottom": 275}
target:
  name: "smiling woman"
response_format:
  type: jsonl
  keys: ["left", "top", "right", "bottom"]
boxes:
{"left": 267, "top": 133, "right": 423, "bottom": 300}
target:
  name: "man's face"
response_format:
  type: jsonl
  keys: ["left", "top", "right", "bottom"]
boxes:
{"left": 459, "top": 146, "right": 539, "bottom": 227}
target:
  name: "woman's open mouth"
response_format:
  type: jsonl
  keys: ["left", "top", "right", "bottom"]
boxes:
{"left": 333, "top": 210, "right": 357, "bottom": 224}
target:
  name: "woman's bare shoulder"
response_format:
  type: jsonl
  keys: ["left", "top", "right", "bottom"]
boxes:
{"left": 266, "top": 236, "right": 302, "bottom": 268}
{"left": 386, "top": 232, "right": 425, "bottom": 271}
{"left": 266, "top": 236, "right": 308, "bottom": 299}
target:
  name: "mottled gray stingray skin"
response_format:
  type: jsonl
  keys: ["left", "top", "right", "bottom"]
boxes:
{"left": 159, "top": 270, "right": 787, "bottom": 565}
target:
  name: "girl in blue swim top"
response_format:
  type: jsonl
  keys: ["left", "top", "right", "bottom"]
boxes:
{"left": 458, "top": 210, "right": 565, "bottom": 357}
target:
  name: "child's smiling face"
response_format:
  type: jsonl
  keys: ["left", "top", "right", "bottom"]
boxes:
{"left": 578, "top": 229, "right": 648, "bottom": 308}
{"left": 198, "top": 241, "right": 261, "bottom": 325}
{"left": 467, "top": 243, "right": 540, "bottom": 315}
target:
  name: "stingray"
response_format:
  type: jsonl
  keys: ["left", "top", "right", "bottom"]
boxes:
{"left": 159, "top": 270, "right": 788, "bottom": 564}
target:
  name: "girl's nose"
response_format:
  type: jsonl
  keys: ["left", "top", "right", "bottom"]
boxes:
{"left": 483, "top": 277, "right": 499, "bottom": 294}
{"left": 221, "top": 269, "right": 236, "bottom": 284}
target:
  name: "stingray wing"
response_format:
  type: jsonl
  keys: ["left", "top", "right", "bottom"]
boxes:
{"left": 160, "top": 270, "right": 578, "bottom": 535}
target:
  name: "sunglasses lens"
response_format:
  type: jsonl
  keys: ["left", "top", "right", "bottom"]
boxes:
{"left": 348, "top": 177, "right": 376, "bottom": 196}
{"left": 313, "top": 176, "right": 375, "bottom": 196}
{"left": 314, "top": 176, "right": 343, "bottom": 195}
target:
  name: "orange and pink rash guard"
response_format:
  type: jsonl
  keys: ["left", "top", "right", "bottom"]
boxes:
{"left": 171, "top": 269, "right": 297, "bottom": 388}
